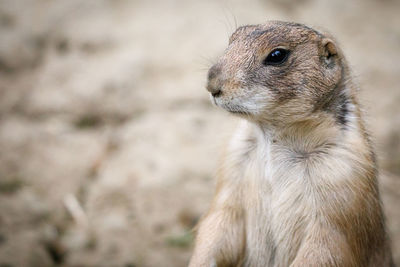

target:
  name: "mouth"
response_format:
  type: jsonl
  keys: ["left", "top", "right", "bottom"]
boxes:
{"left": 210, "top": 94, "right": 252, "bottom": 116}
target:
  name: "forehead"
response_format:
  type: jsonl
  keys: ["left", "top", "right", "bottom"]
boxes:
{"left": 229, "top": 21, "right": 321, "bottom": 49}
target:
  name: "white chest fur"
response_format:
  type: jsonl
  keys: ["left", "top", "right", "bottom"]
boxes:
{"left": 224, "top": 119, "right": 361, "bottom": 266}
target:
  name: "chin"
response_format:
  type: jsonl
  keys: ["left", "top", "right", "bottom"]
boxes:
{"left": 222, "top": 106, "right": 255, "bottom": 119}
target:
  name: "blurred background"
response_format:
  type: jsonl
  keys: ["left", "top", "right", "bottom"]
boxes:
{"left": 0, "top": 0, "right": 399, "bottom": 266}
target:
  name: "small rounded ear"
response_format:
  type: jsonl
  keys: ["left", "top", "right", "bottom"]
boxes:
{"left": 320, "top": 38, "right": 337, "bottom": 59}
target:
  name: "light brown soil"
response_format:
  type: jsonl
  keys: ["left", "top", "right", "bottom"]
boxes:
{"left": 0, "top": 0, "right": 399, "bottom": 266}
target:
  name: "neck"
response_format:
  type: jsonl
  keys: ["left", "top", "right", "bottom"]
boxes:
{"left": 256, "top": 115, "right": 342, "bottom": 155}
{"left": 253, "top": 96, "right": 359, "bottom": 157}
{"left": 254, "top": 78, "right": 360, "bottom": 154}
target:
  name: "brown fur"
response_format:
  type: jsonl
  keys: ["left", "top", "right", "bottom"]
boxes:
{"left": 189, "top": 21, "right": 394, "bottom": 267}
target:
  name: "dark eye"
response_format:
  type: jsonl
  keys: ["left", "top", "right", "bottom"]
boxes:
{"left": 263, "top": 48, "right": 290, "bottom": 66}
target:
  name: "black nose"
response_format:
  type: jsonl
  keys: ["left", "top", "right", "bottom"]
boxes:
{"left": 206, "top": 83, "right": 222, "bottom": 97}
{"left": 211, "top": 89, "right": 221, "bottom": 97}
{"left": 207, "top": 64, "right": 223, "bottom": 97}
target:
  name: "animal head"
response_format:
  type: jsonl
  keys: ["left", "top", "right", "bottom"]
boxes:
{"left": 207, "top": 21, "right": 345, "bottom": 126}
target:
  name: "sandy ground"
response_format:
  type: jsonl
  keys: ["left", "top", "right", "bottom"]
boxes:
{"left": 0, "top": 0, "right": 399, "bottom": 266}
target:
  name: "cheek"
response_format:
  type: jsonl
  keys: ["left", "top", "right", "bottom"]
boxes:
{"left": 266, "top": 73, "right": 301, "bottom": 102}
{"left": 244, "top": 85, "right": 276, "bottom": 111}
{"left": 260, "top": 61, "right": 307, "bottom": 101}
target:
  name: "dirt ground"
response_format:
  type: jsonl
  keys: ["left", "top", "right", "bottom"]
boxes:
{"left": 0, "top": 0, "right": 399, "bottom": 266}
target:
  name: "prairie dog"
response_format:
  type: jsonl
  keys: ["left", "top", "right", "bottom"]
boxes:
{"left": 190, "top": 21, "right": 394, "bottom": 267}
